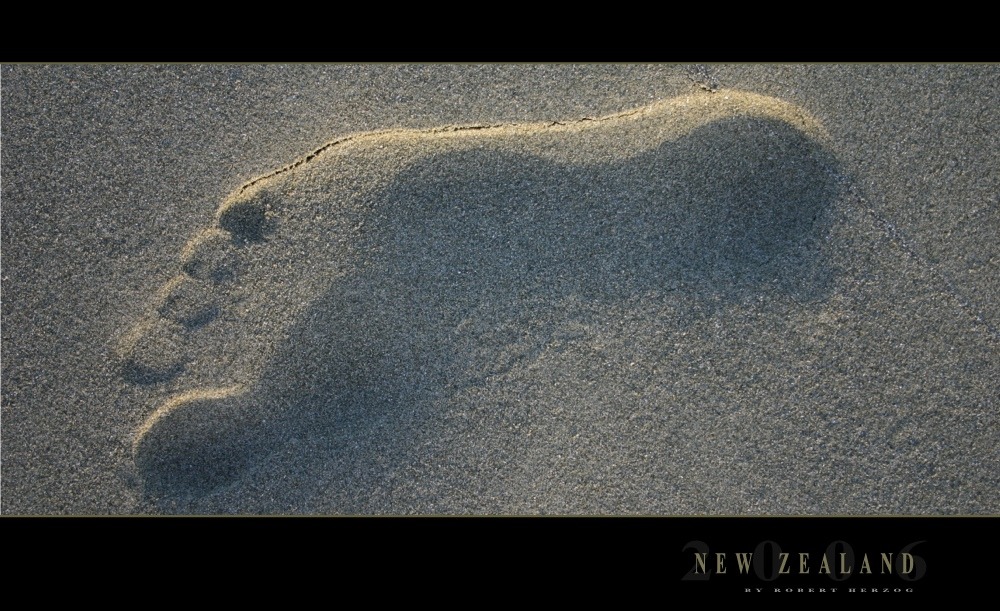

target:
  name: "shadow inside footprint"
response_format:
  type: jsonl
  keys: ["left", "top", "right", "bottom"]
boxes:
{"left": 139, "top": 114, "right": 843, "bottom": 507}
{"left": 219, "top": 195, "right": 276, "bottom": 243}
{"left": 369, "top": 116, "right": 839, "bottom": 305}
{"left": 134, "top": 389, "right": 272, "bottom": 497}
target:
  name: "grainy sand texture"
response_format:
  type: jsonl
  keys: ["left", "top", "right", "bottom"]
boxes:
{"left": 2, "top": 64, "right": 997, "bottom": 514}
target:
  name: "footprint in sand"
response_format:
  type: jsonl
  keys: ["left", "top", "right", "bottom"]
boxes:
{"left": 117, "top": 89, "right": 840, "bottom": 496}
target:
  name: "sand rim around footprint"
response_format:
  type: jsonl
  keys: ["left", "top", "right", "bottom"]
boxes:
{"left": 119, "top": 89, "right": 839, "bottom": 497}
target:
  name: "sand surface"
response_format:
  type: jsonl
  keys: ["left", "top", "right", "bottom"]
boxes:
{"left": 1, "top": 64, "right": 997, "bottom": 515}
